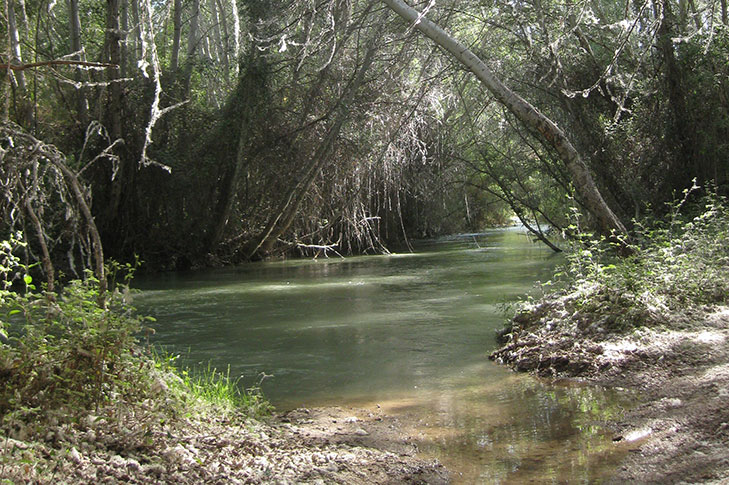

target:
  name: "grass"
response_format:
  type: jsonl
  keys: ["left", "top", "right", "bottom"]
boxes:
{"left": 154, "top": 352, "right": 273, "bottom": 418}
{"left": 0, "top": 240, "right": 272, "bottom": 450}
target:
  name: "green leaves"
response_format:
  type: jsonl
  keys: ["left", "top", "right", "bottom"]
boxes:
{"left": 554, "top": 191, "right": 729, "bottom": 333}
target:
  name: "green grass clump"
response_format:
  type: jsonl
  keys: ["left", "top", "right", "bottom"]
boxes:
{"left": 154, "top": 353, "right": 272, "bottom": 418}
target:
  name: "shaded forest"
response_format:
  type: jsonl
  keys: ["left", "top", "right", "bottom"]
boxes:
{"left": 2, "top": 0, "right": 729, "bottom": 274}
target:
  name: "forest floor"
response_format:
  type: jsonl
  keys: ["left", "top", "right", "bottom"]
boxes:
{"left": 0, "top": 401, "right": 447, "bottom": 484}
{"left": 491, "top": 295, "right": 729, "bottom": 484}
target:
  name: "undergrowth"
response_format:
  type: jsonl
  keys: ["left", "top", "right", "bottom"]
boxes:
{"left": 0, "top": 234, "right": 270, "bottom": 447}
{"left": 519, "top": 188, "right": 729, "bottom": 334}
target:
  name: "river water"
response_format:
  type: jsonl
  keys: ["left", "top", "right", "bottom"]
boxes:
{"left": 135, "top": 228, "right": 628, "bottom": 483}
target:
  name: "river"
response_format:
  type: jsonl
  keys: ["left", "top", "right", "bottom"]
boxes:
{"left": 134, "top": 228, "right": 628, "bottom": 483}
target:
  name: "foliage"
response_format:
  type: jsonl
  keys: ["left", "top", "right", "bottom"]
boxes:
{"left": 5, "top": 0, "right": 729, "bottom": 267}
{"left": 555, "top": 189, "right": 729, "bottom": 332}
{"left": 0, "top": 235, "right": 269, "bottom": 442}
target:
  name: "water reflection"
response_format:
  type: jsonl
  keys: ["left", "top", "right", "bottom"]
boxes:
{"left": 134, "top": 228, "right": 628, "bottom": 483}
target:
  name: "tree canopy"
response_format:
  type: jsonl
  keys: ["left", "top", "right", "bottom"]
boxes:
{"left": 2, "top": 0, "right": 728, "bottom": 272}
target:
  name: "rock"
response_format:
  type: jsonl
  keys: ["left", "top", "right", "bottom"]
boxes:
{"left": 143, "top": 463, "right": 166, "bottom": 476}
{"left": 151, "top": 375, "right": 169, "bottom": 395}
{"left": 355, "top": 428, "right": 369, "bottom": 436}
{"left": 344, "top": 416, "right": 358, "bottom": 423}
{"left": 0, "top": 438, "right": 28, "bottom": 451}
{"left": 127, "top": 458, "right": 142, "bottom": 473}
{"left": 69, "top": 447, "right": 82, "bottom": 463}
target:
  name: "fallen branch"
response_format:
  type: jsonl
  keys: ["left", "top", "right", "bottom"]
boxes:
{"left": 280, "top": 240, "right": 344, "bottom": 259}
{"left": 1, "top": 60, "right": 117, "bottom": 71}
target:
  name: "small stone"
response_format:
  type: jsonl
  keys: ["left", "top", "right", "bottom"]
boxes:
{"left": 151, "top": 375, "right": 169, "bottom": 395}
{"left": 0, "top": 438, "right": 28, "bottom": 451}
{"left": 344, "top": 417, "right": 358, "bottom": 423}
{"left": 143, "top": 463, "right": 166, "bottom": 476}
{"left": 69, "top": 447, "right": 82, "bottom": 463}
{"left": 127, "top": 458, "right": 142, "bottom": 472}
{"left": 355, "top": 428, "right": 368, "bottom": 436}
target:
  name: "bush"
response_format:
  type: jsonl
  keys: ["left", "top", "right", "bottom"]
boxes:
{"left": 0, "top": 235, "right": 270, "bottom": 442}
{"left": 555, "top": 188, "right": 729, "bottom": 332}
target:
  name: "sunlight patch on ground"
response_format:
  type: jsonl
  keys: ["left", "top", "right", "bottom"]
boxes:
{"left": 694, "top": 330, "right": 725, "bottom": 344}
{"left": 624, "top": 427, "right": 652, "bottom": 442}
{"left": 706, "top": 305, "right": 729, "bottom": 325}
{"left": 600, "top": 340, "right": 640, "bottom": 362}
{"left": 600, "top": 328, "right": 726, "bottom": 364}
{"left": 699, "top": 362, "right": 729, "bottom": 381}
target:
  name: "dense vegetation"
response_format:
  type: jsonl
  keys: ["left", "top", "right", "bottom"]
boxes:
{"left": 2, "top": 1, "right": 729, "bottom": 481}
{"left": 2, "top": 0, "right": 727, "bottom": 274}
{"left": 523, "top": 189, "right": 729, "bottom": 337}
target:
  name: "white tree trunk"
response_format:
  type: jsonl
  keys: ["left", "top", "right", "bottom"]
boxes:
{"left": 7, "top": 0, "right": 27, "bottom": 91}
{"left": 382, "top": 0, "right": 627, "bottom": 238}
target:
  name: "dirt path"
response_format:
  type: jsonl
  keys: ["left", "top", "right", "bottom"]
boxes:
{"left": 491, "top": 301, "right": 729, "bottom": 484}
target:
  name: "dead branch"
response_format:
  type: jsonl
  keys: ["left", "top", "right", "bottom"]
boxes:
{"left": 0, "top": 60, "right": 117, "bottom": 71}
{"left": 0, "top": 121, "right": 107, "bottom": 304}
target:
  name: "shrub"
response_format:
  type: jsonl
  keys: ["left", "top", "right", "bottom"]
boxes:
{"left": 0, "top": 235, "right": 270, "bottom": 441}
{"left": 555, "top": 188, "right": 729, "bottom": 332}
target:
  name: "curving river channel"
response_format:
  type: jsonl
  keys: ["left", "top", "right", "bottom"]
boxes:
{"left": 134, "top": 228, "right": 629, "bottom": 483}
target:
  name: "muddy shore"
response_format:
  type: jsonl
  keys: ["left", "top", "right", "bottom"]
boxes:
{"left": 491, "top": 295, "right": 729, "bottom": 484}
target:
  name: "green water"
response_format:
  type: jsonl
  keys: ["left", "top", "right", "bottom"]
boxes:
{"left": 135, "top": 228, "right": 628, "bottom": 483}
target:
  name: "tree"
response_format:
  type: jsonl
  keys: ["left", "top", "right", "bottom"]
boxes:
{"left": 381, "top": 0, "right": 627, "bottom": 239}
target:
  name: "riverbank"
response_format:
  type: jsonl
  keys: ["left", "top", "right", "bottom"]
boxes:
{"left": 0, "top": 250, "right": 446, "bottom": 484}
{"left": 491, "top": 293, "right": 729, "bottom": 483}
{"left": 489, "top": 195, "right": 729, "bottom": 482}
{"left": 0, "top": 391, "right": 447, "bottom": 483}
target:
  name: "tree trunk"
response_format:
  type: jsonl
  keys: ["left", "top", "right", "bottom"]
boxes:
{"left": 170, "top": 0, "right": 182, "bottom": 74}
{"left": 215, "top": 0, "right": 231, "bottom": 81}
{"left": 104, "top": 0, "right": 126, "bottom": 228}
{"left": 7, "top": 0, "right": 33, "bottom": 125}
{"left": 129, "top": 0, "right": 142, "bottom": 61}
{"left": 206, "top": 106, "right": 248, "bottom": 248}
{"left": 24, "top": 199, "right": 55, "bottom": 294}
{"left": 655, "top": 0, "right": 696, "bottom": 188}
{"left": 68, "top": 0, "right": 89, "bottom": 128}
{"left": 120, "top": 0, "right": 129, "bottom": 77}
{"left": 247, "top": 42, "right": 379, "bottom": 259}
{"left": 7, "top": 0, "right": 26, "bottom": 92}
{"left": 229, "top": 0, "right": 240, "bottom": 75}
{"left": 183, "top": 0, "right": 201, "bottom": 96}
{"left": 105, "top": 0, "right": 123, "bottom": 140}
{"left": 210, "top": 0, "right": 228, "bottom": 73}
{"left": 381, "top": 0, "right": 627, "bottom": 239}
